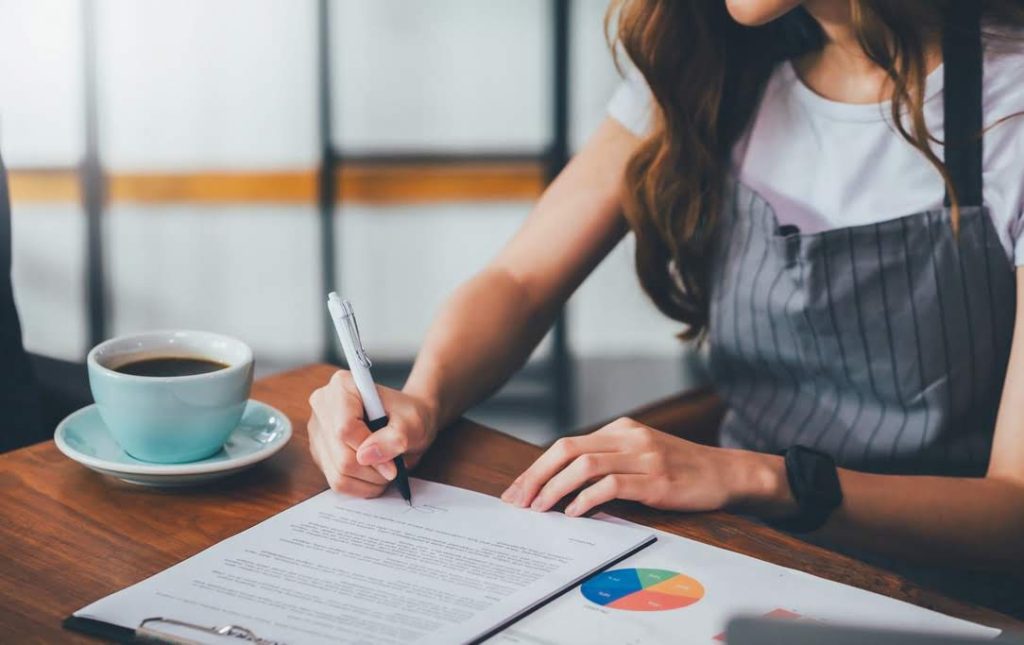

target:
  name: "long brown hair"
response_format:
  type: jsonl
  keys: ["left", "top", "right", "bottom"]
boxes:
{"left": 610, "top": 0, "right": 1024, "bottom": 340}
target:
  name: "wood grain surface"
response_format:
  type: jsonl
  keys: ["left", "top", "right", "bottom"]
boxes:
{"left": 0, "top": 364, "right": 1019, "bottom": 642}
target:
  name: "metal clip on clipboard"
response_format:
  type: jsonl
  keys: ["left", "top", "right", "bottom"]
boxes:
{"left": 136, "top": 616, "right": 285, "bottom": 645}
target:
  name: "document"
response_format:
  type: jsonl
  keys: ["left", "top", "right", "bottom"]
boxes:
{"left": 72, "top": 479, "right": 654, "bottom": 645}
{"left": 490, "top": 515, "right": 1000, "bottom": 644}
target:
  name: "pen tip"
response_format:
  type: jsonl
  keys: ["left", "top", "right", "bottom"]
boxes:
{"left": 406, "top": 499, "right": 412, "bottom": 506}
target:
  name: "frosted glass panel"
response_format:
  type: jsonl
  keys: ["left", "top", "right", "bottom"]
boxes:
{"left": 569, "top": 234, "right": 687, "bottom": 355}
{"left": 4, "top": 0, "right": 678, "bottom": 371}
{"left": 11, "top": 205, "right": 89, "bottom": 360}
{"left": 337, "top": 201, "right": 682, "bottom": 357}
{"left": 332, "top": 0, "right": 550, "bottom": 153}
{"left": 0, "top": 0, "right": 84, "bottom": 167}
{"left": 570, "top": 0, "right": 623, "bottom": 151}
{"left": 107, "top": 205, "right": 322, "bottom": 369}
{"left": 337, "top": 201, "right": 529, "bottom": 356}
{"left": 96, "top": 0, "right": 318, "bottom": 170}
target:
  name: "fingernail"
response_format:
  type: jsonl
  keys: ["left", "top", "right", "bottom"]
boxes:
{"left": 360, "top": 445, "right": 384, "bottom": 465}
{"left": 501, "top": 484, "right": 521, "bottom": 505}
{"left": 379, "top": 463, "right": 397, "bottom": 481}
{"left": 530, "top": 497, "right": 545, "bottom": 511}
{"left": 565, "top": 502, "right": 580, "bottom": 517}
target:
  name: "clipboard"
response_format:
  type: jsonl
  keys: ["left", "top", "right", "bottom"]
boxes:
{"left": 61, "top": 534, "right": 654, "bottom": 645}
{"left": 63, "top": 614, "right": 285, "bottom": 644}
{"left": 62, "top": 481, "right": 658, "bottom": 645}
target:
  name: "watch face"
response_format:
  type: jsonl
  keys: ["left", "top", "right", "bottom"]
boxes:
{"left": 807, "top": 451, "right": 842, "bottom": 508}
{"left": 773, "top": 446, "right": 843, "bottom": 533}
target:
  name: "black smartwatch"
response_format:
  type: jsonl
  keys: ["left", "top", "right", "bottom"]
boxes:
{"left": 769, "top": 445, "right": 843, "bottom": 533}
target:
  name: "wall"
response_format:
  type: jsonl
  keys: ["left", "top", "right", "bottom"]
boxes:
{"left": 2, "top": 0, "right": 689, "bottom": 378}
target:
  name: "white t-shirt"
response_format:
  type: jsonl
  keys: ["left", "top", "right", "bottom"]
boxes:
{"left": 607, "top": 33, "right": 1024, "bottom": 266}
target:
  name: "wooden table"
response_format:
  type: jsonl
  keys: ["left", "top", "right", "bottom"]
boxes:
{"left": 1, "top": 364, "right": 1019, "bottom": 640}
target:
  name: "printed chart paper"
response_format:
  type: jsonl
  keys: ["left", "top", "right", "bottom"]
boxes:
{"left": 490, "top": 515, "right": 999, "bottom": 644}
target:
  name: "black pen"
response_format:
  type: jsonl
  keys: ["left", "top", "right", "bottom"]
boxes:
{"left": 327, "top": 293, "right": 412, "bottom": 504}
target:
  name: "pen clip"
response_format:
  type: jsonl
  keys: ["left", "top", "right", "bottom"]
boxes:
{"left": 340, "top": 299, "right": 372, "bottom": 369}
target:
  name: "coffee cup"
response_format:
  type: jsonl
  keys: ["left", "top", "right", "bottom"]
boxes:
{"left": 87, "top": 330, "right": 254, "bottom": 464}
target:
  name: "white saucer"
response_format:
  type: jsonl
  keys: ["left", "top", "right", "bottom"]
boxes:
{"left": 54, "top": 400, "right": 292, "bottom": 487}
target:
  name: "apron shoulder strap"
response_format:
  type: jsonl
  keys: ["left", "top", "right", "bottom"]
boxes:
{"left": 942, "top": 0, "right": 984, "bottom": 207}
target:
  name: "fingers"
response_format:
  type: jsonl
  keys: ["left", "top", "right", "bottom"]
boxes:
{"left": 308, "top": 414, "right": 392, "bottom": 497}
{"left": 565, "top": 474, "right": 648, "bottom": 517}
{"left": 529, "top": 452, "right": 643, "bottom": 512}
{"left": 327, "top": 471, "right": 389, "bottom": 498}
{"left": 356, "top": 420, "right": 410, "bottom": 467}
{"left": 502, "top": 432, "right": 623, "bottom": 508}
{"left": 309, "top": 371, "right": 396, "bottom": 481}
{"left": 315, "top": 405, "right": 397, "bottom": 482}
{"left": 325, "top": 372, "right": 372, "bottom": 447}
{"left": 310, "top": 415, "right": 383, "bottom": 485}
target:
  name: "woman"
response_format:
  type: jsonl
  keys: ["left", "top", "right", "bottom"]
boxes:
{"left": 309, "top": 0, "right": 1024, "bottom": 611}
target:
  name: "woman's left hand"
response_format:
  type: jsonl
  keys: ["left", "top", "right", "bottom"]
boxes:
{"left": 501, "top": 417, "right": 788, "bottom": 517}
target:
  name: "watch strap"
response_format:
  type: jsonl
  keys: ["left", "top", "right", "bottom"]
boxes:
{"left": 769, "top": 445, "right": 843, "bottom": 533}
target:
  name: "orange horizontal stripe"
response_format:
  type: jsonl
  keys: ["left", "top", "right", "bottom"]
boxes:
{"left": 8, "top": 163, "right": 545, "bottom": 205}
{"left": 8, "top": 170, "right": 81, "bottom": 203}
{"left": 110, "top": 170, "right": 316, "bottom": 204}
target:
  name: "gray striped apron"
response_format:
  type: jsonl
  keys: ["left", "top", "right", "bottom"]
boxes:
{"left": 707, "top": 9, "right": 1015, "bottom": 478}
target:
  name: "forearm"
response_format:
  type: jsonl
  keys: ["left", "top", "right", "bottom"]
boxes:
{"left": 401, "top": 119, "right": 636, "bottom": 431}
{"left": 403, "top": 267, "right": 560, "bottom": 430}
{"left": 824, "top": 471, "right": 1024, "bottom": 570}
{"left": 741, "top": 453, "right": 1024, "bottom": 572}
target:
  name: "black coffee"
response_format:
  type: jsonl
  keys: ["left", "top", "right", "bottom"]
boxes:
{"left": 115, "top": 356, "right": 228, "bottom": 377}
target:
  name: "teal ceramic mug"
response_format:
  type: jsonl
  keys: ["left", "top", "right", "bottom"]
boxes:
{"left": 87, "top": 330, "right": 254, "bottom": 464}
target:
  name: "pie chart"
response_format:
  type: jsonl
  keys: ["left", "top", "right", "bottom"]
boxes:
{"left": 581, "top": 568, "right": 704, "bottom": 611}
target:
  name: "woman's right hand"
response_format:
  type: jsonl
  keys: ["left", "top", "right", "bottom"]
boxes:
{"left": 307, "top": 370, "right": 439, "bottom": 497}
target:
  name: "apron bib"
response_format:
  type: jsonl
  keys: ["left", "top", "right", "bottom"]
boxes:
{"left": 706, "top": 6, "right": 1015, "bottom": 477}
{"left": 708, "top": 188, "right": 1014, "bottom": 475}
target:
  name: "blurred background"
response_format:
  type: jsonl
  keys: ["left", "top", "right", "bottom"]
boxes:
{"left": 3, "top": 0, "right": 704, "bottom": 446}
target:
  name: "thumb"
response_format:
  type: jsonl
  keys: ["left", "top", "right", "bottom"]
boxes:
{"left": 356, "top": 423, "right": 409, "bottom": 466}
